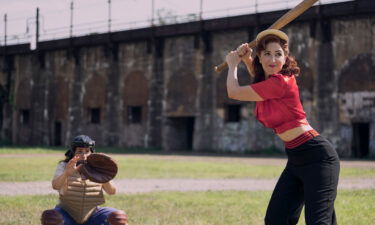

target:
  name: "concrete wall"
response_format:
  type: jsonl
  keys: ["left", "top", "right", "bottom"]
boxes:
{"left": 1, "top": 0, "right": 374, "bottom": 157}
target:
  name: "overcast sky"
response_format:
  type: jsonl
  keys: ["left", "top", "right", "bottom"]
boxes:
{"left": 0, "top": 0, "right": 351, "bottom": 45}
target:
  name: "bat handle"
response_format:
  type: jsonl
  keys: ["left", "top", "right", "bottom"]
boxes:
{"left": 214, "top": 40, "right": 256, "bottom": 73}
{"left": 214, "top": 62, "right": 228, "bottom": 73}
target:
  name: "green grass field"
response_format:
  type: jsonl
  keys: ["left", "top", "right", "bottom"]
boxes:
{"left": 0, "top": 190, "right": 374, "bottom": 225}
{"left": 1, "top": 147, "right": 375, "bottom": 224}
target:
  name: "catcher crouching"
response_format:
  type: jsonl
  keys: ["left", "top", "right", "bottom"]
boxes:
{"left": 41, "top": 135, "right": 128, "bottom": 225}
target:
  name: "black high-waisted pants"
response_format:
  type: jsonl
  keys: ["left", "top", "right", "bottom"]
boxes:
{"left": 265, "top": 135, "right": 340, "bottom": 225}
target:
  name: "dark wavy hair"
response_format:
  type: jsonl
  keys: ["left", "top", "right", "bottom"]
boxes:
{"left": 252, "top": 34, "right": 300, "bottom": 83}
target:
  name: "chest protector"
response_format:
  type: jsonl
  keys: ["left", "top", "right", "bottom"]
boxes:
{"left": 59, "top": 171, "right": 105, "bottom": 224}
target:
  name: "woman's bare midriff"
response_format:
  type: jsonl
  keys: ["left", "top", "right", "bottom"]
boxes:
{"left": 276, "top": 125, "right": 314, "bottom": 142}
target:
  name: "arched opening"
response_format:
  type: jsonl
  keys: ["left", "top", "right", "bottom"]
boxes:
{"left": 123, "top": 71, "right": 149, "bottom": 125}
{"left": 165, "top": 70, "right": 197, "bottom": 151}
{"left": 83, "top": 73, "right": 107, "bottom": 124}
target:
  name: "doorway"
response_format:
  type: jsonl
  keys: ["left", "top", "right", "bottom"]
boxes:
{"left": 351, "top": 122, "right": 370, "bottom": 158}
{"left": 166, "top": 117, "right": 195, "bottom": 151}
{"left": 54, "top": 121, "right": 62, "bottom": 146}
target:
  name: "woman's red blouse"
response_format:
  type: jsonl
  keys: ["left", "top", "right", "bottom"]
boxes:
{"left": 250, "top": 74, "right": 308, "bottom": 134}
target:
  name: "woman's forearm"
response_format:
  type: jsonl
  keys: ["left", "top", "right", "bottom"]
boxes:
{"left": 52, "top": 172, "right": 68, "bottom": 190}
{"left": 242, "top": 57, "right": 254, "bottom": 78}
{"left": 103, "top": 181, "right": 117, "bottom": 195}
{"left": 226, "top": 66, "right": 240, "bottom": 98}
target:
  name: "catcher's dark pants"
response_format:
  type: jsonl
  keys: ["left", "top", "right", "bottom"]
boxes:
{"left": 265, "top": 135, "right": 340, "bottom": 225}
{"left": 54, "top": 206, "right": 117, "bottom": 225}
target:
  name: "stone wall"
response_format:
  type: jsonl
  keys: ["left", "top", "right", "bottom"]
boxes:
{"left": 1, "top": 0, "right": 375, "bottom": 157}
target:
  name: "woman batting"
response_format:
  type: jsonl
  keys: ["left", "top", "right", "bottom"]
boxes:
{"left": 226, "top": 29, "right": 340, "bottom": 225}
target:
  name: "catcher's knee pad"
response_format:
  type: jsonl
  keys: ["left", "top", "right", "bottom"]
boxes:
{"left": 40, "top": 209, "right": 63, "bottom": 225}
{"left": 108, "top": 210, "right": 128, "bottom": 225}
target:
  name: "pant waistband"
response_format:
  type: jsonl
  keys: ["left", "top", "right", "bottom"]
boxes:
{"left": 284, "top": 129, "right": 320, "bottom": 149}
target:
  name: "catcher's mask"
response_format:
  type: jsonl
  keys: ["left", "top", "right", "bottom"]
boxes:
{"left": 65, "top": 135, "right": 95, "bottom": 158}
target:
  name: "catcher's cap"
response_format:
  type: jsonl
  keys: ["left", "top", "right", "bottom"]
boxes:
{"left": 256, "top": 29, "right": 289, "bottom": 45}
{"left": 71, "top": 135, "right": 95, "bottom": 150}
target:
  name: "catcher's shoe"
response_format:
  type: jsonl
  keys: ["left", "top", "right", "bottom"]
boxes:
{"left": 40, "top": 209, "right": 63, "bottom": 225}
{"left": 107, "top": 210, "right": 128, "bottom": 225}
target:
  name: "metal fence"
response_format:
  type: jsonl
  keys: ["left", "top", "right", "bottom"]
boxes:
{"left": 0, "top": 0, "right": 353, "bottom": 47}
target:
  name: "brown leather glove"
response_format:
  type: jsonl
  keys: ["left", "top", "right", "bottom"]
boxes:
{"left": 78, "top": 153, "right": 118, "bottom": 183}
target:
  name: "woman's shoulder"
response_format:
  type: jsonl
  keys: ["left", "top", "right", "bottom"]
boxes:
{"left": 57, "top": 161, "right": 67, "bottom": 168}
{"left": 53, "top": 161, "right": 67, "bottom": 178}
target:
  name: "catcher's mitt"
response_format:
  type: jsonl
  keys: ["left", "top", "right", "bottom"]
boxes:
{"left": 78, "top": 153, "right": 118, "bottom": 183}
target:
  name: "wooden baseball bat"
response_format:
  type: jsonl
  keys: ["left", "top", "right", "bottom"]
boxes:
{"left": 214, "top": 0, "right": 318, "bottom": 73}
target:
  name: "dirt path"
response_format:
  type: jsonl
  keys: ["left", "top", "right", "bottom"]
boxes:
{"left": 125, "top": 154, "right": 375, "bottom": 168}
{"left": 1, "top": 178, "right": 375, "bottom": 196}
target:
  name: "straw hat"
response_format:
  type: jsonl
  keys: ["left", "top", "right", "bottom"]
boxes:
{"left": 256, "top": 29, "right": 289, "bottom": 45}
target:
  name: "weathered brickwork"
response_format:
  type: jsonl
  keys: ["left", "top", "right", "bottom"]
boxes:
{"left": 1, "top": 0, "right": 374, "bottom": 157}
